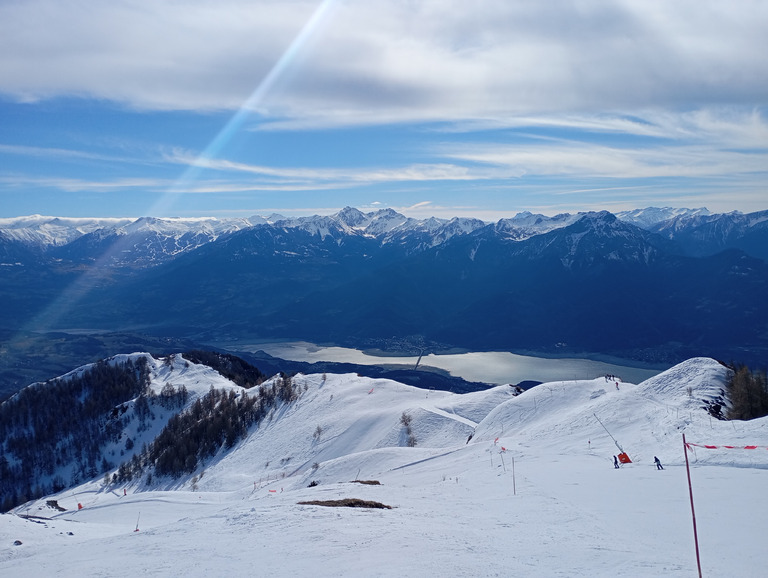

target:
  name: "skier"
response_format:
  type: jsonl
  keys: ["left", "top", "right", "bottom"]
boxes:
{"left": 654, "top": 456, "right": 664, "bottom": 470}
{"left": 613, "top": 456, "right": 620, "bottom": 469}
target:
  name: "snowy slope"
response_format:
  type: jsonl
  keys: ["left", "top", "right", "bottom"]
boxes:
{"left": 4, "top": 356, "right": 768, "bottom": 577}
{"left": 0, "top": 215, "right": 254, "bottom": 249}
{"left": 0, "top": 215, "right": 133, "bottom": 247}
{"left": 494, "top": 210, "right": 583, "bottom": 240}
{"left": 1, "top": 353, "right": 250, "bottom": 495}
{"left": 474, "top": 358, "right": 736, "bottom": 464}
{"left": 616, "top": 207, "right": 710, "bottom": 229}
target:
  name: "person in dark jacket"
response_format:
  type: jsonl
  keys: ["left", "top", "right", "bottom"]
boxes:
{"left": 613, "top": 456, "right": 620, "bottom": 469}
{"left": 654, "top": 456, "right": 664, "bottom": 470}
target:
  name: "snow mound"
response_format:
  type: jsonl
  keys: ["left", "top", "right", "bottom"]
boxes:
{"left": 636, "top": 356, "right": 730, "bottom": 404}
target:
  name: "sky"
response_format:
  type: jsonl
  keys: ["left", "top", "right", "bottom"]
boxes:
{"left": 1, "top": 0, "right": 767, "bottom": 221}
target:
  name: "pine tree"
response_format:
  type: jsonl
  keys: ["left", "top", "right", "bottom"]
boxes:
{"left": 728, "top": 365, "right": 768, "bottom": 420}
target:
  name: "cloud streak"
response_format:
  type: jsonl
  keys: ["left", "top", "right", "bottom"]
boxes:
{"left": 444, "top": 142, "right": 768, "bottom": 180}
{"left": 5, "top": 131, "right": 765, "bottom": 200}
{"left": 165, "top": 150, "right": 482, "bottom": 184}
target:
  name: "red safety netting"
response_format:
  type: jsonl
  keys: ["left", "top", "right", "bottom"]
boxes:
{"left": 685, "top": 442, "right": 767, "bottom": 450}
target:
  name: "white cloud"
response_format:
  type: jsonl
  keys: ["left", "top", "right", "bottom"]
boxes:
{"left": 0, "top": 143, "right": 163, "bottom": 167}
{"left": 165, "top": 149, "right": 486, "bottom": 184}
{"left": 0, "top": 0, "right": 321, "bottom": 110}
{"left": 0, "top": 175, "right": 171, "bottom": 192}
{"left": 444, "top": 141, "right": 768, "bottom": 180}
{"left": 1, "top": 0, "right": 765, "bottom": 122}
{"left": 2, "top": 0, "right": 766, "bottom": 221}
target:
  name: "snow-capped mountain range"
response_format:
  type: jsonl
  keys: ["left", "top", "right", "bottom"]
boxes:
{"left": 0, "top": 208, "right": 487, "bottom": 258}
{"left": 1, "top": 206, "right": 767, "bottom": 373}
{"left": 2, "top": 352, "right": 767, "bottom": 576}
{"left": 3, "top": 206, "right": 764, "bottom": 263}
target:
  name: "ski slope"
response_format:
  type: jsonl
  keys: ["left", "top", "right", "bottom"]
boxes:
{"left": 3, "top": 357, "right": 768, "bottom": 576}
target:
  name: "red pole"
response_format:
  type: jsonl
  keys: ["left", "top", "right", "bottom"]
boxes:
{"left": 683, "top": 434, "right": 703, "bottom": 578}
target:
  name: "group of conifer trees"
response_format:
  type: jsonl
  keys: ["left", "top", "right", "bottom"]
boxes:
{"left": 0, "top": 357, "right": 152, "bottom": 512}
{"left": 727, "top": 365, "right": 768, "bottom": 420}
{"left": 182, "top": 350, "right": 265, "bottom": 388}
{"left": 112, "top": 373, "right": 297, "bottom": 481}
{"left": 0, "top": 350, "right": 296, "bottom": 512}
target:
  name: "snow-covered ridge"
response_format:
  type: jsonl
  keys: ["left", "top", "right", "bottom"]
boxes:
{"left": 616, "top": 206, "right": 711, "bottom": 228}
{"left": 5, "top": 207, "right": 768, "bottom": 269}
{"left": 0, "top": 215, "right": 134, "bottom": 247}
{"left": 270, "top": 207, "right": 487, "bottom": 245}
{"left": 0, "top": 215, "right": 254, "bottom": 248}
{"left": 0, "top": 206, "right": 686, "bottom": 249}
{"left": 4, "top": 206, "right": 758, "bottom": 252}
{"left": 6, "top": 353, "right": 736, "bottom": 496}
{"left": 0, "top": 209, "right": 478, "bottom": 249}
{"left": 5, "top": 354, "right": 768, "bottom": 576}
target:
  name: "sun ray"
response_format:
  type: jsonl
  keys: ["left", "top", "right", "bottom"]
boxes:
{"left": 18, "top": 0, "right": 337, "bottom": 335}
{"left": 152, "top": 0, "right": 337, "bottom": 215}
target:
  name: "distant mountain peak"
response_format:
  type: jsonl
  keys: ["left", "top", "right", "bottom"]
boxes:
{"left": 335, "top": 206, "right": 368, "bottom": 228}
{"left": 617, "top": 207, "right": 710, "bottom": 229}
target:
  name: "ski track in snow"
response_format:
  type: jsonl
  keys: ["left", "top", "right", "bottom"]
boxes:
{"left": 3, "top": 356, "right": 768, "bottom": 576}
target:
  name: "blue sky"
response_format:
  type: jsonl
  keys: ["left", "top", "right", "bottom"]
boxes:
{"left": 1, "top": 0, "right": 767, "bottom": 220}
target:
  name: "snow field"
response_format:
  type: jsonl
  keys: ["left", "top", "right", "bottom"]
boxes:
{"left": 3, "top": 356, "right": 768, "bottom": 576}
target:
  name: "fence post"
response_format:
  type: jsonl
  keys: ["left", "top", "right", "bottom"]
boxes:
{"left": 683, "top": 434, "right": 703, "bottom": 578}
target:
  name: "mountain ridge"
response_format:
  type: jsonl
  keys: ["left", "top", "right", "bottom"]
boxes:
{"left": 1, "top": 206, "right": 767, "bottom": 378}
{"left": 5, "top": 352, "right": 768, "bottom": 576}
{"left": 0, "top": 351, "right": 731, "bottom": 513}
{"left": 3, "top": 205, "right": 768, "bottom": 266}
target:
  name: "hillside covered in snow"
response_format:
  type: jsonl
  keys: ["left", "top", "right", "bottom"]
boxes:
{"left": 3, "top": 353, "right": 768, "bottom": 576}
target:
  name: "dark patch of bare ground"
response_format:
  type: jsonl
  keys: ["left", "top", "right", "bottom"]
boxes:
{"left": 298, "top": 498, "right": 392, "bottom": 509}
{"left": 350, "top": 480, "right": 381, "bottom": 485}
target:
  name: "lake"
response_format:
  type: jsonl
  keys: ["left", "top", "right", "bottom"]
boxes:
{"left": 222, "top": 340, "right": 664, "bottom": 385}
